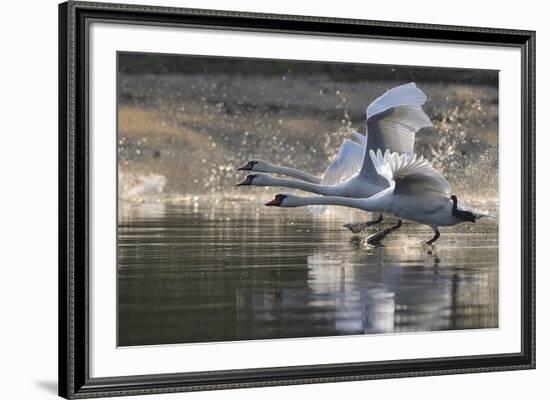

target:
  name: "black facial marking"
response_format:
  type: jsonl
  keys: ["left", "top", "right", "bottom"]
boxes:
{"left": 237, "top": 160, "right": 258, "bottom": 171}
{"left": 245, "top": 161, "right": 258, "bottom": 170}
{"left": 236, "top": 174, "right": 258, "bottom": 186}
{"left": 265, "top": 194, "right": 287, "bottom": 206}
{"left": 246, "top": 174, "right": 257, "bottom": 184}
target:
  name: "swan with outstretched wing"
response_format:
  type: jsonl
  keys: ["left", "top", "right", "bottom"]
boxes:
{"left": 237, "top": 83, "right": 433, "bottom": 231}
{"left": 264, "top": 150, "right": 486, "bottom": 245}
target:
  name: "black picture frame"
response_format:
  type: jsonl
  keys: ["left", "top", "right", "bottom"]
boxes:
{"left": 59, "top": 1, "right": 536, "bottom": 398}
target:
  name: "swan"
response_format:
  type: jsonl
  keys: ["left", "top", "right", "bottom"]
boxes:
{"left": 264, "top": 149, "right": 486, "bottom": 245}
{"left": 237, "top": 82, "right": 433, "bottom": 231}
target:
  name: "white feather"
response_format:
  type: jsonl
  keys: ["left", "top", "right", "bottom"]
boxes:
{"left": 351, "top": 129, "right": 367, "bottom": 145}
{"left": 369, "top": 105, "right": 433, "bottom": 154}
{"left": 367, "top": 82, "right": 428, "bottom": 119}
{"left": 369, "top": 149, "right": 451, "bottom": 197}
{"left": 320, "top": 139, "right": 365, "bottom": 185}
{"left": 359, "top": 84, "right": 433, "bottom": 180}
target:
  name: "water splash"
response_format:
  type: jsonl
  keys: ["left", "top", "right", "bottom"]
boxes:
{"left": 119, "top": 171, "right": 167, "bottom": 203}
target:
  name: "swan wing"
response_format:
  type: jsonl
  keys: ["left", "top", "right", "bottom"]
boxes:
{"left": 367, "top": 105, "right": 433, "bottom": 154}
{"left": 366, "top": 82, "right": 428, "bottom": 119}
{"left": 351, "top": 129, "right": 367, "bottom": 146}
{"left": 360, "top": 83, "right": 433, "bottom": 180}
{"left": 369, "top": 149, "right": 451, "bottom": 197}
{"left": 321, "top": 138, "right": 365, "bottom": 185}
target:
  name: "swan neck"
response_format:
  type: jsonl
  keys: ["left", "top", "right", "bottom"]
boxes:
{"left": 266, "top": 177, "right": 337, "bottom": 195}
{"left": 451, "top": 197, "right": 457, "bottom": 214}
{"left": 295, "top": 195, "right": 381, "bottom": 211}
{"left": 267, "top": 165, "right": 321, "bottom": 184}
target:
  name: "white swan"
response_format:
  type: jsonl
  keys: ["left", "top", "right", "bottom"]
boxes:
{"left": 237, "top": 83, "right": 433, "bottom": 230}
{"left": 264, "top": 150, "right": 486, "bottom": 245}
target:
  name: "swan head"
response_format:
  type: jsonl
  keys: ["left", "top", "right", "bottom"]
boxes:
{"left": 265, "top": 194, "right": 289, "bottom": 207}
{"left": 237, "top": 159, "right": 270, "bottom": 172}
{"left": 235, "top": 174, "right": 274, "bottom": 187}
{"left": 265, "top": 193, "right": 305, "bottom": 207}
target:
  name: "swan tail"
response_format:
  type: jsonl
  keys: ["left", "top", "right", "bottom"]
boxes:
{"left": 473, "top": 211, "right": 491, "bottom": 220}
{"left": 456, "top": 204, "right": 491, "bottom": 221}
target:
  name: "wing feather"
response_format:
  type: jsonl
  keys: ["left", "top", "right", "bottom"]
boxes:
{"left": 367, "top": 82, "right": 428, "bottom": 119}
{"left": 360, "top": 83, "right": 433, "bottom": 180}
{"left": 321, "top": 139, "right": 365, "bottom": 185}
{"left": 351, "top": 130, "right": 367, "bottom": 146}
{"left": 369, "top": 149, "right": 451, "bottom": 197}
{"left": 370, "top": 105, "right": 433, "bottom": 153}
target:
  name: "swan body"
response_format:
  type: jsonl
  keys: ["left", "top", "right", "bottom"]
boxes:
{"left": 265, "top": 150, "right": 486, "bottom": 244}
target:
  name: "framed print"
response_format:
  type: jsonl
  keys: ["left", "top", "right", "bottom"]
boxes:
{"left": 59, "top": 1, "right": 535, "bottom": 398}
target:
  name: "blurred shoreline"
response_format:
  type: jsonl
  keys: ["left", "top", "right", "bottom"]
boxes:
{"left": 119, "top": 52, "right": 498, "bottom": 85}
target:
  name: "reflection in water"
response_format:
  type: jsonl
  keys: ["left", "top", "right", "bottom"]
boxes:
{"left": 118, "top": 200, "right": 498, "bottom": 346}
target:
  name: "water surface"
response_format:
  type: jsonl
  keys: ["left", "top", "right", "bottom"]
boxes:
{"left": 118, "top": 200, "right": 498, "bottom": 346}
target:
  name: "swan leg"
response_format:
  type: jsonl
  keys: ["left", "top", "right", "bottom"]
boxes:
{"left": 426, "top": 229, "right": 440, "bottom": 245}
{"left": 366, "top": 220, "right": 402, "bottom": 245}
{"left": 343, "top": 214, "right": 383, "bottom": 233}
